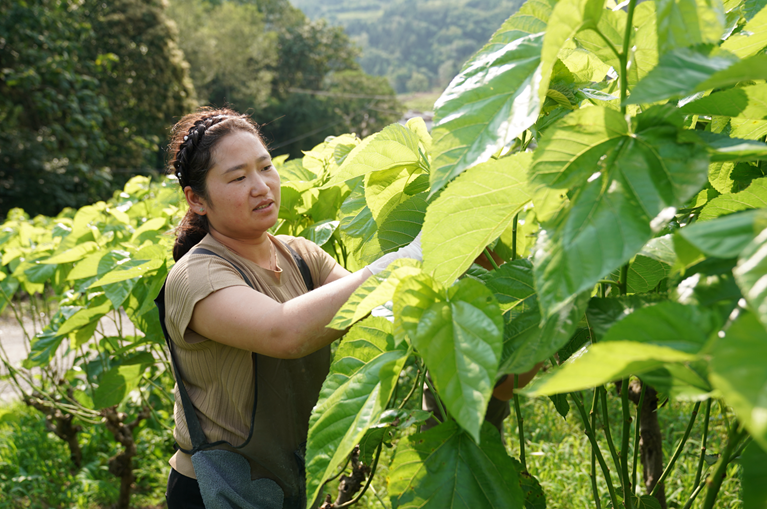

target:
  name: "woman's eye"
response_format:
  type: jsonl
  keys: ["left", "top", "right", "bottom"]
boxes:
{"left": 262, "top": 164, "right": 273, "bottom": 172}
{"left": 233, "top": 176, "right": 245, "bottom": 182}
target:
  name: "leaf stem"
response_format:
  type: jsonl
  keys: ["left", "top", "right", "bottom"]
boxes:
{"left": 425, "top": 374, "right": 448, "bottom": 423}
{"left": 598, "top": 279, "right": 620, "bottom": 286}
{"left": 593, "top": 27, "right": 622, "bottom": 63}
{"left": 619, "top": 264, "right": 629, "bottom": 296}
{"left": 483, "top": 247, "right": 500, "bottom": 271}
{"left": 701, "top": 421, "right": 747, "bottom": 509}
{"left": 620, "top": 379, "right": 633, "bottom": 509}
{"left": 511, "top": 213, "right": 519, "bottom": 261}
{"left": 590, "top": 388, "right": 603, "bottom": 509}
{"left": 620, "top": 0, "right": 638, "bottom": 114}
{"left": 599, "top": 386, "right": 622, "bottom": 479}
{"left": 572, "top": 392, "right": 621, "bottom": 509}
{"left": 692, "top": 399, "right": 712, "bottom": 491}
{"left": 651, "top": 401, "right": 702, "bottom": 496}
{"left": 513, "top": 374, "right": 527, "bottom": 471}
{"left": 398, "top": 364, "right": 423, "bottom": 410}
{"left": 632, "top": 382, "right": 646, "bottom": 492}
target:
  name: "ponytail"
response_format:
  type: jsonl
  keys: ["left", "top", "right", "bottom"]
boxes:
{"left": 173, "top": 209, "right": 209, "bottom": 261}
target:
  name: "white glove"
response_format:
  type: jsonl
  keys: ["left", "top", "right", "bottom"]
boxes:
{"left": 366, "top": 232, "right": 422, "bottom": 275}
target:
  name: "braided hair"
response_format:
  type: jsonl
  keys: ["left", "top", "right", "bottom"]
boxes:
{"left": 168, "top": 108, "right": 266, "bottom": 261}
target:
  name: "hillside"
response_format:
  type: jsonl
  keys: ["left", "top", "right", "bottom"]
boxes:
{"left": 289, "top": 0, "right": 524, "bottom": 95}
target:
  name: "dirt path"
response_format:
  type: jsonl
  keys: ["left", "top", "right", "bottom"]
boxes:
{"left": 0, "top": 312, "right": 138, "bottom": 403}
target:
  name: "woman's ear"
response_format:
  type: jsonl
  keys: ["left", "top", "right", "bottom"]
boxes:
{"left": 184, "top": 186, "right": 207, "bottom": 216}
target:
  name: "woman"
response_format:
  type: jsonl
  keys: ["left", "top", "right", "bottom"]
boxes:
{"left": 162, "top": 108, "right": 420, "bottom": 508}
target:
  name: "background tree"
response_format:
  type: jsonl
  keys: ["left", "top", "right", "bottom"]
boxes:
{"left": 168, "top": 0, "right": 403, "bottom": 158}
{"left": 0, "top": 0, "right": 195, "bottom": 218}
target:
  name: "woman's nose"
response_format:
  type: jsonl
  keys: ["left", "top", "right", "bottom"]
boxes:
{"left": 249, "top": 174, "right": 269, "bottom": 195}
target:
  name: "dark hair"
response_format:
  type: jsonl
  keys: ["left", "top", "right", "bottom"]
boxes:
{"left": 167, "top": 108, "right": 266, "bottom": 261}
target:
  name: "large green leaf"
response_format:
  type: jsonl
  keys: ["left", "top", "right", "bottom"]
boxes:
{"left": 471, "top": 259, "right": 536, "bottom": 313}
{"left": 43, "top": 241, "right": 99, "bottom": 264}
{"left": 586, "top": 294, "right": 669, "bottom": 341}
{"left": 326, "top": 124, "right": 421, "bottom": 187}
{"left": 423, "top": 153, "right": 532, "bottom": 286}
{"left": 686, "top": 132, "right": 767, "bottom": 163}
{"left": 699, "top": 177, "right": 767, "bottom": 220}
{"left": 680, "top": 84, "right": 767, "bottom": 120}
{"left": 601, "top": 301, "right": 715, "bottom": 352}
{"left": 628, "top": 254, "right": 670, "bottom": 293}
{"left": 328, "top": 260, "right": 422, "bottom": 330}
{"left": 338, "top": 176, "right": 377, "bottom": 254}
{"left": 679, "top": 209, "right": 765, "bottom": 258}
{"left": 721, "top": 3, "right": 767, "bottom": 58}
{"left": 297, "top": 220, "right": 339, "bottom": 247}
{"left": 93, "top": 363, "right": 144, "bottom": 409}
{"left": 625, "top": 45, "right": 739, "bottom": 104}
{"left": 709, "top": 310, "right": 767, "bottom": 450}
{"left": 377, "top": 193, "right": 427, "bottom": 254}
{"left": 394, "top": 275, "right": 503, "bottom": 441}
{"left": 366, "top": 167, "right": 412, "bottom": 225}
{"left": 90, "top": 245, "right": 166, "bottom": 287}
{"left": 531, "top": 106, "right": 708, "bottom": 316}
{"left": 522, "top": 341, "right": 697, "bottom": 396}
{"left": 57, "top": 299, "right": 113, "bottom": 338}
{"left": 734, "top": 227, "right": 767, "bottom": 330}
{"left": 428, "top": 0, "right": 551, "bottom": 195}
{"left": 388, "top": 421, "right": 524, "bottom": 509}
{"left": 741, "top": 441, "right": 767, "bottom": 509}
{"left": 655, "top": 0, "right": 725, "bottom": 55}
{"left": 305, "top": 317, "right": 408, "bottom": 505}
{"left": 500, "top": 290, "right": 589, "bottom": 374}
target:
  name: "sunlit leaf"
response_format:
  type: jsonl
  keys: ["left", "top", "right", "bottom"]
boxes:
{"left": 429, "top": 0, "right": 551, "bottom": 194}
{"left": 699, "top": 177, "right": 767, "bottom": 220}
{"left": 655, "top": 0, "right": 725, "bottom": 55}
{"left": 424, "top": 153, "right": 532, "bottom": 286}
{"left": 43, "top": 241, "right": 100, "bottom": 264}
{"left": 298, "top": 219, "right": 340, "bottom": 247}
{"left": 305, "top": 317, "right": 408, "bottom": 505}
{"left": 394, "top": 275, "right": 503, "bottom": 441}
{"left": 679, "top": 208, "right": 765, "bottom": 257}
{"left": 329, "top": 260, "right": 422, "bottom": 330}
{"left": 721, "top": 3, "right": 767, "bottom": 58}
{"left": 531, "top": 106, "right": 708, "bottom": 316}
{"left": 522, "top": 341, "right": 697, "bottom": 396}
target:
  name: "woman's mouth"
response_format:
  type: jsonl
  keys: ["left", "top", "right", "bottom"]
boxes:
{"left": 253, "top": 201, "right": 273, "bottom": 211}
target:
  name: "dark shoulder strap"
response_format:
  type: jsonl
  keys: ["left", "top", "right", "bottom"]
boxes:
{"left": 154, "top": 248, "right": 259, "bottom": 454}
{"left": 281, "top": 240, "right": 314, "bottom": 292}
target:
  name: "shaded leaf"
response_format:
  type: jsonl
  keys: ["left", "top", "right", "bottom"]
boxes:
{"left": 298, "top": 220, "right": 340, "bottom": 247}
{"left": 377, "top": 193, "right": 427, "bottom": 254}
{"left": 93, "top": 363, "right": 144, "bottom": 409}
{"left": 472, "top": 259, "right": 536, "bottom": 313}
{"left": 679, "top": 209, "right": 766, "bottom": 257}
{"left": 709, "top": 311, "right": 767, "bottom": 450}
{"left": 388, "top": 421, "right": 524, "bottom": 509}
{"left": 734, "top": 227, "right": 767, "bottom": 331}
{"left": 741, "top": 441, "right": 767, "bottom": 509}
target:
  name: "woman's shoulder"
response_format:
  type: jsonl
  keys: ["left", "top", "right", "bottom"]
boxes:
{"left": 166, "top": 235, "right": 242, "bottom": 294}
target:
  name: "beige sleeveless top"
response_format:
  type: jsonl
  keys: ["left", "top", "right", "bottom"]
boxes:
{"left": 163, "top": 233, "right": 338, "bottom": 500}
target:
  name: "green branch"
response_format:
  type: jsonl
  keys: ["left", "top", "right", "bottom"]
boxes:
{"left": 620, "top": 380, "right": 633, "bottom": 509}
{"left": 572, "top": 392, "right": 620, "bottom": 509}
{"left": 620, "top": 0, "right": 638, "bottom": 114}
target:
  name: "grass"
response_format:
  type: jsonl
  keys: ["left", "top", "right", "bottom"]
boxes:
{"left": 0, "top": 391, "right": 743, "bottom": 508}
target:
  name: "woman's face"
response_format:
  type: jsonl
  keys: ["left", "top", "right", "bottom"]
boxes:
{"left": 197, "top": 130, "right": 280, "bottom": 242}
